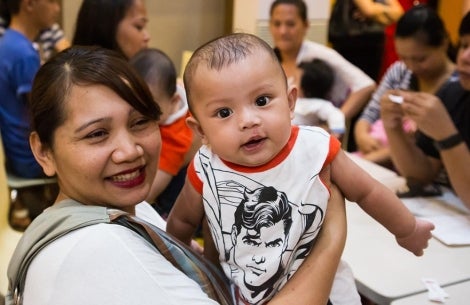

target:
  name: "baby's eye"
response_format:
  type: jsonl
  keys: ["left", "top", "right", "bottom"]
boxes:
{"left": 217, "top": 108, "right": 233, "bottom": 118}
{"left": 255, "top": 96, "right": 270, "bottom": 107}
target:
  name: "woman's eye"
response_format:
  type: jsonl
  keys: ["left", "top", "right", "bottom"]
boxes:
{"left": 134, "top": 118, "right": 151, "bottom": 126}
{"left": 85, "top": 130, "right": 107, "bottom": 140}
{"left": 255, "top": 96, "right": 270, "bottom": 106}
{"left": 217, "top": 108, "right": 232, "bottom": 118}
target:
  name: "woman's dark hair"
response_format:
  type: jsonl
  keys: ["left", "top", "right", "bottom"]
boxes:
{"left": 30, "top": 46, "right": 161, "bottom": 148}
{"left": 459, "top": 11, "right": 470, "bottom": 36}
{"left": 269, "top": 0, "right": 307, "bottom": 22}
{"left": 72, "top": 0, "right": 134, "bottom": 58}
{"left": 0, "top": 0, "right": 21, "bottom": 26}
{"left": 395, "top": 4, "right": 456, "bottom": 61}
{"left": 130, "top": 48, "right": 177, "bottom": 98}
{"left": 298, "top": 59, "right": 334, "bottom": 99}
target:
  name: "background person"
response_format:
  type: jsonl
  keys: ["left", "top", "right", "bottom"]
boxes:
{"left": 329, "top": 0, "right": 404, "bottom": 81}
{"left": 0, "top": 17, "right": 70, "bottom": 63}
{"left": 381, "top": 11, "right": 470, "bottom": 207}
{"left": 72, "top": 0, "right": 150, "bottom": 60}
{"left": 269, "top": 0, "right": 376, "bottom": 151}
{"left": 354, "top": 4, "right": 456, "bottom": 167}
{"left": 0, "top": 0, "right": 60, "bottom": 178}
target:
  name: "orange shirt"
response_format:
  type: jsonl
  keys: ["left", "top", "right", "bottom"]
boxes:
{"left": 159, "top": 112, "right": 193, "bottom": 175}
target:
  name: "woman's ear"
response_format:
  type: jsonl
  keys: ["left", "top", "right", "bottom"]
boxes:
{"left": 287, "top": 85, "right": 298, "bottom": 121}
{"left": 30, "top": 132, "right": 56, "bottom": 177}
{"left": 186, "top": 116, "right": 209, "bottom": 145}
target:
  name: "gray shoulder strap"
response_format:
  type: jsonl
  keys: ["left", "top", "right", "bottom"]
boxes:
{"left": 6, "top": 200, "right": 110, "bottom": 305}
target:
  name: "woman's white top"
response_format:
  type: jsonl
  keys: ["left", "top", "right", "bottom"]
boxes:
{"left": 23, "top": 202, "right": 218, "bottom": 305}
{"left": 296, "top": 40, "right": 375, "bottom": 108}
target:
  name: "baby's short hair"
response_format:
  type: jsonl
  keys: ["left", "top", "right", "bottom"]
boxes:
{"left": 183, "top": 33, "right": 284, "bottom": 110}
{"left": 298, "top": 58, "right": 334, "bottom": 99}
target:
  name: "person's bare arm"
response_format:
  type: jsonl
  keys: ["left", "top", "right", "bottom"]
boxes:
{"left": 146, "top": 169, "right": 174, "bottom": 203}
{"left": 393, "top": 91, "right": 470, "bottom": 206}
{"left": 331, "top": 150, "right": 434, "bottom": 256}
{"left": 166, "top": 178, "right": 205, "bottom": 245}
{"left": 340, "top": 84, "right": 375, "bottom": 120}
{"left": 268, "top": 184, "right": 346, "bottom": 305}
{"left": 353, "top": 0, "right": 404, "bottom": 25}
{"left": 54, "top": 37, "right": 71, "bottom": 53}
{"left": 354, "top": 118, "right": 382, "bottom": 154}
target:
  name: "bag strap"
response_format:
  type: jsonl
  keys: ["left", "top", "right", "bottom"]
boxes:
{"left": 108, "top": 210, "right": 234, "bottom": 305}
{"left": 7, "top": 202, "right": 233, "bottom": 305}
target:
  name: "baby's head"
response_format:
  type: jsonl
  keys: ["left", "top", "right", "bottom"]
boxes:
{"left": 130, "top": 48, "right": 179, "bottom": 124}
{"left": 297, "top": 58, "right": 334, "bottom": 99}
{"left": 183, "top": 33, "right": 297, "bottom": 167}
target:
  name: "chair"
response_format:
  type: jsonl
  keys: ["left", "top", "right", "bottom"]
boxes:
{"left": 0, "top": 136, "right": 22, "bottom": 296}
{"left": 0, "top": 135, "right": 56, "bottom": 296}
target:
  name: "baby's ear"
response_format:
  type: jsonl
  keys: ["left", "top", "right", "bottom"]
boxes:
{"left": 287, "top": 85, "right": 298, "bottom": 120}
{"left": 29, "top": 132, "right": 56, "bottom": 177}
{"left": 186, "top": 116, "right": 209, "bottom": 145}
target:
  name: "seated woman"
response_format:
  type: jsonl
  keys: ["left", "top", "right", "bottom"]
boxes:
{"left": 6, "top": 46, "right": 348, "bottom": 305}
{"left": 382, "top": 12, "right": 470, "bottom": 207}
{"left": 354, "top": 5, "right": 456, "bottom": 167}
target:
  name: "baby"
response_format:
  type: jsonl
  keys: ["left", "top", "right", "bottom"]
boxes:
{"left": 166, "top": 33, "right": 434, "bottom": 305}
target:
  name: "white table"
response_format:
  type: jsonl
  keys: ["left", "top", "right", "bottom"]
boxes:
{"left": 343, "top": 154, "right": 470, "bottom": 305}
{"left": 390, "top": 280, "right": 470, "bottom": 305}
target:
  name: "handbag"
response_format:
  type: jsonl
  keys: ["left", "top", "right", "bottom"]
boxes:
{"left": 328, "top": 0, "right": 385, "bottom": 43}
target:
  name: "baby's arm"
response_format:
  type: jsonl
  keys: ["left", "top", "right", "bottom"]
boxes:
{"left": 166, "top": 177, "right": 205, "bottom": 245}
{"left": 331, "top": 150, "right": 434, "bottom": 256}
{"left": 268, "top": 184, "right": 346, "bottom": 305}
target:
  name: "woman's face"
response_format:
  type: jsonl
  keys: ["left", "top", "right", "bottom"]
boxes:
{"left": 269, "top": 3, "right": 308, "bottom": 54}
{"left": 116, "top": 0, "right": 150, "bottom": 59}
{"left": 38, "top": 84, "right": 160, "bottom": 213}
{"left": 395, "top": 37, "right": 448, "bottom": 78}
{"left": 457, "top": 34, "right": 470, "bottom": 90}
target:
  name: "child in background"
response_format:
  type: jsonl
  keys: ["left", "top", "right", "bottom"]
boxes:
{"left": 293, "top": 58, "right": 345, "bottom": 139}
{"left": 130, "top": 48, "right": 200, "bottom": 217}
{"left": 166, "top": 33, "right": 434, "bottom": 305}
{"left": 0, "top": 17, "right": 70, "bottom": 63}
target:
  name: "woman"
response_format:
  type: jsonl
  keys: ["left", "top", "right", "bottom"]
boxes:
{"left": 354, "top": 5, "right": 456, "bottom": 166}
{"left": 382, "top": 11, "right": 470, "bottom": 207}
{"left": 269, "top": 0, "right": 375, "bottom": 151}
{"left": 330, "top": 0, "right": 404, "bottom": 81}
{"left": 73, "top": 0, "right": 150, "bottom": 59}
{"left": 6, "top": 46, "right": 347, "bottom": 305}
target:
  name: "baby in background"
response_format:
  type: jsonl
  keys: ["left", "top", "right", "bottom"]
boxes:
{"left": 293, "top": 58, "right": 345, "bottom": 139}
{"left": 166, "top": 33, "right": 434, "bottom": 305}
{"left": 130, "top": 48, "right": 200, "bottom": 216}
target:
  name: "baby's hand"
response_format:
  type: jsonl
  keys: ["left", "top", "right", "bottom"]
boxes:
{"left": 396, "top": 218, "right": 435, "bottom": 256}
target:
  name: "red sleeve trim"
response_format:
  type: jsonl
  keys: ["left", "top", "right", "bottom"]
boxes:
{"left": 187, "top": 159, "right": 203, "bottom": 194}
{"left": 324, "top": 136, "right": 341, "bottom": 167}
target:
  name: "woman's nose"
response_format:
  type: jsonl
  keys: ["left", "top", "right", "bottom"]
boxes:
{"left": 111, "top": 133, "right": 144, "bottom": 163}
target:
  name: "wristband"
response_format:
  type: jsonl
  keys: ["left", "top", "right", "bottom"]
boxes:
{"left": 434, "top": 133, "right": 463, "bottom": 151}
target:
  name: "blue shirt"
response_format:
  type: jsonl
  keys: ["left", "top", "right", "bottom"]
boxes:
{"left": 0, "top": 29, "right": 43, "bottom": 178}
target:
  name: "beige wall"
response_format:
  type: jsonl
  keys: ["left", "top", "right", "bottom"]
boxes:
{"left": 61, "top": 0, "right": 228, "bottom": 73}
